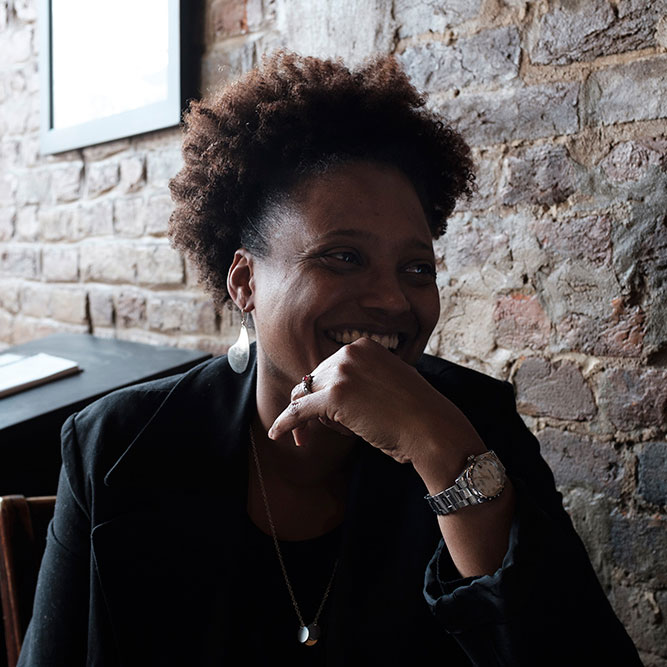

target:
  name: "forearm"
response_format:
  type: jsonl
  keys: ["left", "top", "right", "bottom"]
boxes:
{"left": 413, "top": 435, "right": 515, "bottom": 578}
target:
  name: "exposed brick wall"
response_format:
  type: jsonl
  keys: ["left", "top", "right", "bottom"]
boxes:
{"left": 1, "top": 0, "right": 666, "bottom": 661}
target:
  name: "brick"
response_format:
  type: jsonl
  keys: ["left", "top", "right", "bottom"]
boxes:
{"left": 51, "top": 162, "right": 83, "bottom": 203}
{"left": 436, "top": 295, "right": 496, "bottom": 359}
{"left": 42, "top": 245, "right": 79, "bottom": 282}
{"left": 86, "top": 159, "right": 120, "bottom": 197}
{"left": 598, "top": 368, "right": 667, "bottom": 430}
{"left": 80, "top": 242, "right": 137, "bottom": 283}
{"left": 609, "top": 585, "right": 667, "bottom": 655}
{"left": 146, "top": 149, "right": 183, "bottom": 189}
{"left": 88, "top": 287, "right": 114, "bottom": 327}
{"left": 81, "top": 139, "right": 130, "bottom": 162}
{"left": 50, "top": 287, "right": 88, "bottom": 324}
{"left": 145, "top": 194, "right": 173, "bottom": 236}
{"left": 658, "top": 15, "right": 667, "bottom": 49}
{"left": 562, "top": 488, "right": 612, "bottom": 590}
{"left": 399, "top": 26, "right": 520, "bottom": 92}
{"left": 535, "top": 214, "right": 612, "bottom": 265}
{"left": 115, "top": 289, "right": 146, "bottom": 328}
{"left": 211, "top": 0, "right": 249, "bottom": 37}
{"left": 500, "top": 144, "right": 580, "bottom": 206}
{"left": 11, "top": 316, "right": 88, "bottom": 344}
{"left": 20, "top": 135, "right": 40, "bottom": 167}
{"left": 0, "top": 92, "right": 27, "bottom": 134}
{"left": 530, "top": 0, "right": 664, "bottom": 66}
{"left": 527, "top": 0, "right": 614, "bottom": 65}
{"left": 538, "top": 427, "right": 623, "bottom": 494}
{"left": 119, "top": 155, "right": 145, "bottom": 193}
{"left": 0, "top": 281, "right": 20, "bottom": 313}
{"left": 135, "top": 243, "right": 184, "bottom": 285}
{"left": 147, "top": 294, "right": 217, "bottom": 334}
{"left": 514, "top": 357, "right": 596, "bottom": 420}
{"left": 454, "top": 146, "right": 503, "bottom": 212}
{"left": 113, "top": 197, "right": 145, "bottom": 237}
{"left": 0, "top": 173, "right": 17, "bottom": 206}
{"left": 20, "top": 283, "right": 50, "bottom": 318}
{"left": 611, "top": 510, "right": 667, "bottom": 585}
{"left": 1, "top": 24, "right": 32, "bottom": 64}
{"left": 0, "top": 244, "right": 39, "bottom": 278}
{"left": 0, "top": 207, "right": 14, "bottom": 241}
{"left": 15, "top": 204, "right": 38, "bottom": 241}
{"left": 600, "top": 140, "right": 667, "bottom": 184}
{"left": 637, "top": 442, "right": 667, "bottom": 506}
{"left": 0, "top": 138, "right": 20, "bottom": 166}
{"left": 558, "top": 302, "right": 645, "bottom": 358}
{"left": 15, "top": 168, "right": 51, "bottom": 205}
{"left": 437, "top": 82, "right": 579, "bottom": 147}
{"left": 435, "top": 211, "right": 510, "bottom": 275}
{"left": 584, "top": 57, "right": 667, "bottom": 127}
{"left": 273, "top": 0, "right": 395, "bottom": 66}
{"left": 14, "top": 0, "right": 37, "bottom": 22}
{"left": 0, "top": 309, "right": 13, "bottom": 343}
{"left": 494, "top": 293, "right": 551, "bottom": 350}
{"left": 72, "top": 200, "right": 114, "bottom": 239}
{"left": 201, "top": 40, "right": 256, "bottom": 93}
{"left": 38, "top": 207, "right": 74, "bottom": 241}
{"left": 395, "top": 0, "right": 481, "bottom": 38}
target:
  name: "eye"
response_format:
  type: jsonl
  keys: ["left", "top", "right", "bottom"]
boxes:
{"left": 404, "top": 262, "right": 436, "bottom": 276}
{"left": 322, "top": 250, "right": 362, "bottom": 266}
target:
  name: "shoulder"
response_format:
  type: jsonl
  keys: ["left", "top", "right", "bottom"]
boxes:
{"left": 62, "top": 355, "right": 229, "bottom": 476}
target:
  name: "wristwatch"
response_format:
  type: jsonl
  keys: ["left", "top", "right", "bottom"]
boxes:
{"left": 425, "top": 450, "right": 506, "bottom": 516}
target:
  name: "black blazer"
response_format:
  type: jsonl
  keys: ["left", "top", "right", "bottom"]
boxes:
{"left": 18, "top": 349, "right": 642, "bottom": 666}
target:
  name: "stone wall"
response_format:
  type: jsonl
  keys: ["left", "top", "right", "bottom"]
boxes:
{"left": 1, "top": 0, "right": 666, "bottom": 662}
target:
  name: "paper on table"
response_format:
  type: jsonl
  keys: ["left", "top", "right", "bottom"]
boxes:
{"left": 0, "top": 352, "right": 82, "bottom": 398}
{"left": 0, "top": 353, "right": 24, "bottom": 367}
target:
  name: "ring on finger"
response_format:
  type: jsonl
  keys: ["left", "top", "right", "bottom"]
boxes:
{"left": 301, "top": 374, "right": 314, "bottom": 395}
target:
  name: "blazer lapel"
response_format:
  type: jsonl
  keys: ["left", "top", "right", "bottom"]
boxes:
{"left": 92, "top": 350, "right": 258, "bottom": 665}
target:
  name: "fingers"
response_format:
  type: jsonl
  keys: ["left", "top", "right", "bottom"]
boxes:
{"left": 268, "top": 394, "right": 321, "bottom": 441}
{"left": 290, "top": 374, "right": 316, "bottom": 402}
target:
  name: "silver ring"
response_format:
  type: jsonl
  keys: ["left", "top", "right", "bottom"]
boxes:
{"left": 302, "top": 374, "right": 314, "bottom": 395}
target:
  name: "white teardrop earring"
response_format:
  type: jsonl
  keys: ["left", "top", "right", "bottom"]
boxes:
{"left": 228, "top": 310, "right": 250, "bottom": 373}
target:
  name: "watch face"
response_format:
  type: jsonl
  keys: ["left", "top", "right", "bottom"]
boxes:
{"left": 471, "top": 457, "right": 504, "bottom": 498}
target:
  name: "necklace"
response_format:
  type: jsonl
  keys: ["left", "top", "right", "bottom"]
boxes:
{"left": 249, "top": 427, "right": 339, "bottom": 647}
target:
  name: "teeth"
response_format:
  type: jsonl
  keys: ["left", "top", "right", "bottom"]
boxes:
{"left": 329, "top": 329, "right": 399, "bottom": 350}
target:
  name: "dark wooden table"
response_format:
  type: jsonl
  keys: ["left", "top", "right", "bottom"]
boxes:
{"left": 0, "top": 333, "right": 211, "bottom": 496}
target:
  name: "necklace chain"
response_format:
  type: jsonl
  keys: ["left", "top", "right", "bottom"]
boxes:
{"left": 249, "top": 427, "right": 339, "bottom": 640}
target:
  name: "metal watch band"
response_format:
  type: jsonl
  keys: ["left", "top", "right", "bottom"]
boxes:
{"left": 425, "top": 451, "right": 505, "bottom": 516}
{"left": 425, "top": 478, "right": 484, "bottom": 515}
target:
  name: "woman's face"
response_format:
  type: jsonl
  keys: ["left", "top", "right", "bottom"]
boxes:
{"left": 248, "top": 160, "right": 440, "bottom": 394}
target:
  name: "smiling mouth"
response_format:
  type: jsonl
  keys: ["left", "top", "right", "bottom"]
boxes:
{"left": 326, "top": 329, "right": 401, "bottom": 351}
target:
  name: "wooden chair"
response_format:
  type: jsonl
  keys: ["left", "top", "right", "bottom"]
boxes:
{"left": 0, "top": 495, "right": 56, "bottom": 667}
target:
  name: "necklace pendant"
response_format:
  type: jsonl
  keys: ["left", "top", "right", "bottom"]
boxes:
{"left": 297, "top": 623, "right": 321, "bottom": 646}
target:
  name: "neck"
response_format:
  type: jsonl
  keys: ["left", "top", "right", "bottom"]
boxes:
{"left": 253, "top": 359, "right": 359, "bottom": 487}
{"left": 249, "top": 361, "right": 358, "bottom": 540}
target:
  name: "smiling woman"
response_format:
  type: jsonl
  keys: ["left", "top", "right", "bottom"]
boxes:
{"left": 18, "top": 52, "right": 642, "bottom": 666}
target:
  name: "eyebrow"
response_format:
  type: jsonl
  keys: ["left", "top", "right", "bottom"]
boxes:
{"left": 318, "top": 228, "right": 433, "bottom": 252}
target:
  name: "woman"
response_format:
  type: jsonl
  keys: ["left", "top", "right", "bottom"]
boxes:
{"left": 19, "top": 52, "right": 641, "bottom": 666}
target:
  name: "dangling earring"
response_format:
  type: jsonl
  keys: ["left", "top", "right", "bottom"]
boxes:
{"left": 228, "top": 310, "right": 250, "bottom": 373}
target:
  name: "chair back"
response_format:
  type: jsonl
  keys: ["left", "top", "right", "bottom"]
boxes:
{"left": 0, "top": 495, "right": 56, "bottom": 667}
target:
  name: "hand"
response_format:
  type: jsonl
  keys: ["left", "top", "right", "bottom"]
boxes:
{"left": 269, "top": 338, "right": 486, "bottom": 478}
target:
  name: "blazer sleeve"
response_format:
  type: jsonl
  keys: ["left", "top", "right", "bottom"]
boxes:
{"left": 423, "top": 381, "right": 643, "bottom": 667}
{"left": 17, "top": 414, "right": 91, "bottom": 667}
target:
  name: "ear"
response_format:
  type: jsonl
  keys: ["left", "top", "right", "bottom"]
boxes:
{"left": 227, "top": 249, "right": 256, "bottom": 312}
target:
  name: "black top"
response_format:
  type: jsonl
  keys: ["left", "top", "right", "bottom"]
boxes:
{"left": 230, "top": 515, "right": 342, "bottom": 665}
{"left": 17, "top": 349, "right": 643, "bottom": 666}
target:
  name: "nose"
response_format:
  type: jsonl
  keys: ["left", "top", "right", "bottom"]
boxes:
{"left": 358, "top": 269, "right": 411, "bottom": 315}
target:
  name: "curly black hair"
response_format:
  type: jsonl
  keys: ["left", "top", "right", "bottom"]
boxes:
{"left": 168, "top": 51, "right": 475, "bottom": 308}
